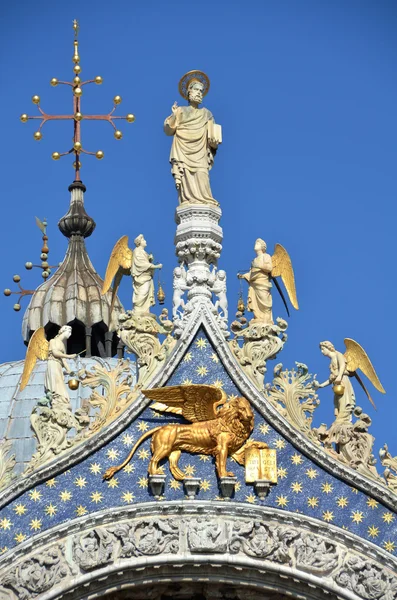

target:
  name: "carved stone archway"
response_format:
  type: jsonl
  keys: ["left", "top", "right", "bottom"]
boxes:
{"left": 105, "top": 583, "right": 291, "bottom": 600}
{"left": 1, "top": 503, "right": 396, "bottom": 600}
{"left": 50, "top": 564, "right": 339, "bottom": 600}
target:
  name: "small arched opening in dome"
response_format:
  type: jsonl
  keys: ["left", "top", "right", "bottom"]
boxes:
{"left": 26, "top": 320, "right": 121, "bottom": 358}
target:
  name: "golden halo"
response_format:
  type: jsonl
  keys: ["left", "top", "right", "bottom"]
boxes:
{"left": 178, "top": 70, "right": 210, "bottom": 100}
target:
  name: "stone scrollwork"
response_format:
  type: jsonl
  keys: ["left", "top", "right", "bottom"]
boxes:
{"left": 315, "top": 406, "right": 381, "bottom": 483}
{"left": 25, "top": 394, "right": 88, "bottom": 473}
{"left": 111, "top": 519, "right": 179, "bottom": 557}
{"left": 73, "top": 528, "right": 114, "bottom": 572}
{"left": 0, "top": 440, "right": 16, "bottom": 491}
{"left": 230, "top": 319, "right": 288, "bottom": 390}
{"left": 2, "top": 545, "right": 71, "bottom": 600}
{"left": 379, "top": 444, "right": 397, "bottom": 493}
{"left": 117, "top": 310, "right": 175, "bottom": 390}
{"left": 230, "top": 521, "right": 298, "bottom": 564}
{"left": 80, "top": 359, "right": 135, "bottom": 432}
{"left": 264, "top": 363, "right": 320, "bottom": 443}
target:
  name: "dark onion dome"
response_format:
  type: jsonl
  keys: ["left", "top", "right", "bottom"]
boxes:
{"left": 22, "top": 182, "right": 124, "bottom": 357}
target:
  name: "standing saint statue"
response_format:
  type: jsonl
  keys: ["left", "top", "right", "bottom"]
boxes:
{"left": 102, "top": 235, "right": 162, "bottom": 316}
{"left": 132, "top": 234, "right": 162, "bottom": 314}
{"left": 164, "top": 70, "right": 222, "bottom": 206}
{"left": 238, "top": 239, "right": 299, "bottom": 325}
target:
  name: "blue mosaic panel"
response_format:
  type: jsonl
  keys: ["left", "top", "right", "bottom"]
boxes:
{"left": 0, "top": 329, "right": 396, "bottom": 555}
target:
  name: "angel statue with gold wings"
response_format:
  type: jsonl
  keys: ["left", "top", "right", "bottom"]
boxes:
{"left": 102, "top": 234, "right": 162, "bottom": 316}
{"left": 20, "top": 325, "right": 77, "bottom": 406}
{"left": 316, "top": 339, "right": 385, "bottom": 428}
{"left": 103, "top": 384, "right": 267, "bottom": 482}
{"left": 238, "top": 239, "right": 298, "bottom": 324}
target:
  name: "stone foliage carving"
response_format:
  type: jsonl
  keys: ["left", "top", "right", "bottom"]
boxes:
{"left": 230, "top": 521, "right": 298, "bottom": 563}
{"left": 264, "top": 363, "right": 320, "bottom": 443}
{"left": 379, "top": 444, "right": 397, "bottom": 493}
{"left": 26, "top": 394, "right": 88, "bottom": 473}
{"left": 80, "top": 359, "right": 135, "bottom": 432}
{"left": 315, "top": 406, "right": 381, "bottom": 483}
{"left": 2, "top": 545, "right": 71, "bottom": 600}
{"left": 230, "top": 318, "right": 288, "bottom": 390}
{"left": 0, "top": 440, "right": 16, "bottom": 491}
{"left": 117, "top": 310, "right": 175, "bottom": 389}
{"left": 73, "top": 528, "right": 113, "bottom": 571}
{"left": 111, "top": 519, "right": 179, "bottom": 557}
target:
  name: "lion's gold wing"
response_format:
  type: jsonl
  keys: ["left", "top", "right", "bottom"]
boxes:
{"left": 143, "top": 384, "right": 227, "bottom": 422}
{"left": 344, "top": 338, "right": 385, "bottom": 394}
{"left": 20, "top": 327, "right": 49, "bottom": 391}
{"left": 271, "top": 243, "right": 299, "bottom": 310}
{"left": 101, "top": 235, "right": 133, "bottom": 313}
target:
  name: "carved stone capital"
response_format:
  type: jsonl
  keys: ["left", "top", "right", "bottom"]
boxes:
{"left": 117, "top": 310, "right": 175, "bottom": 389}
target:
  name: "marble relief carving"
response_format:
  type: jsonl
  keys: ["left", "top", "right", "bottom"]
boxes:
{"left": 1, "top": 513, "right": 396, "bottom": 600}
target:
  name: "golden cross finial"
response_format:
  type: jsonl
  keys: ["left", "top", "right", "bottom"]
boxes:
{"left": 20, "top": 20, "right": 135, "bottom": 181}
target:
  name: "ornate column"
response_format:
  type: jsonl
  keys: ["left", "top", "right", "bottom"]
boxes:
{"left": 173, "top": 204, "right": 228, "bottom": 338}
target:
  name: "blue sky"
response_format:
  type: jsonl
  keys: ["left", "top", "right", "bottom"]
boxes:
{"left": 1, "top": 0, "right": 397, "bottom": 460}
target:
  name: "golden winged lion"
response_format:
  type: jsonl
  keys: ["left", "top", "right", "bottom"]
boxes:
{"left": 103, "top": 384, "right": 265, "bottom": 481}
{"left": 317, "top": 338, "right": 385, "bottom": 413}
{"left": 238, "top": 239, "right": 298, "bottom": 324}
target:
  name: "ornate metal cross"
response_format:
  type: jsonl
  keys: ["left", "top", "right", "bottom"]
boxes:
{"left": 20, "top": 19, "right": 135, "bottom": 181}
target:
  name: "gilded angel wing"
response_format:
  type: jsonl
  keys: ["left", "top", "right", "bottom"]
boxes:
{"left": 344, "top": 338, "right": 385, "bottom": 394}
{"left": 143, "top": 384, "right": 227, "bottom": 422}
{"left": 271, "top": 243, "right": 299, "bottom": 310}
{"left": 20, "top": 327, "right": 49, "bottom": 391}
{"left": 101, "top": 235, "right": 133, "bottom": 313}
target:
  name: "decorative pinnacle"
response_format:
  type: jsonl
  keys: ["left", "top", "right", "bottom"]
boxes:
{"left": 20, "top": 19, "right": 136, "bottom": 182}
{"left": 3, "top": 218, "right": 59, "bottom": 311}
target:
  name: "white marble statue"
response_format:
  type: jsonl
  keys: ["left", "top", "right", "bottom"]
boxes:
{"left": 212, "top": 269, "right": 228, "bottom": 320}
{"left": 132, "top": 235, "right": 162, "bottom": 314}
{"left": 172, "top": 264, "right": 190, "bottom": 319}
{"left": 238, "top": 239, "right": 298, "bottom": 325}
{"left": 45, "top": 326, "right": 77, "bottom": 405}
{"left": 315, "top": 339, "right": 385, "bottom": 478}
{"left": 316, "top": 341, "right": 356, "bottom": 432}
{"left": 20, "top": 325, "right": 76, "bottom": 406}
{"left": 102, "top": 235, "right": 162, "bottom": 316}
{"left": 239, "top": 239, "right": 273, "bottom": 324}
{"left": 315, "top": 339, "right": 385, "bottom": 426}
{"left": 164, "top": 71, "right": 221, "bottom": 206}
